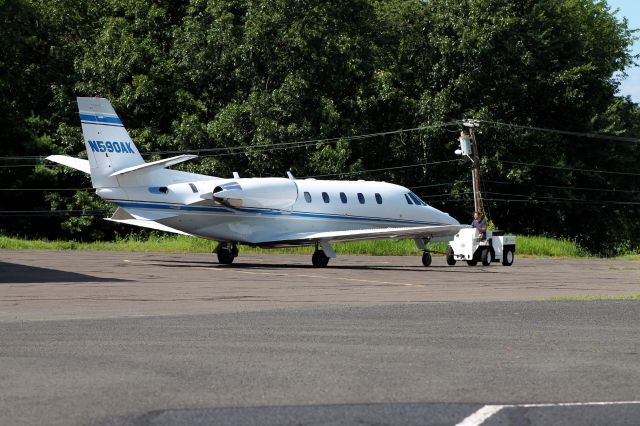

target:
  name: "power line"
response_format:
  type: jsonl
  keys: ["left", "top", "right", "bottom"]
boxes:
{"left": 483, "top": 197, "right": 640, "bottom": 206}
{"left": 500, "top": 160, "right": 640, "bottom": 176}
{"left": 5, "top": 116, "right": 640, "bottom": 162}
{"left": 0, "top": 209, "right": 109, "bottom": 216}
{"left": 7, "top": 156, "right": 637, "bottom": 180}
{"left": 476, "top": 119, "right": 640, "bottom": 144}
{"left": 0, "top": 121, "right": 460, "bottom": 161}
{"left": 150, "top": 121, "right": 462, "bottom": 156}
{"left": 0, "top": 188, "right": 93, "bottom": 191}
{"left": 484, "top": 180, "right": 640, "bottom": 194}
{"left": 300, "top": 159, "right": 461, "bottom": 178}
{"left": 409, "top": 181, "right": 466, "bottom": 190}
{"left": 419, "top": 189, "right": 640, "bottom": 206}
{"left": 418, "top": 191, "right": 474, "bottom": 199}
{"left": 0, "top": 164, "right": 58, "bottom": 168}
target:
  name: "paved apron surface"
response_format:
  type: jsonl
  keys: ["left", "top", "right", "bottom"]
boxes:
{"left": 0, "top": 251, "right": 638, "bottom": 425}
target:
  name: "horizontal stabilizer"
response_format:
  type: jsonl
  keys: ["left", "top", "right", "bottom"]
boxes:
{"left": 46, "top": 155, "right": 90, "bottom": 174}
{"left": 110, "top": 154, "right": 198, "bottom": 177}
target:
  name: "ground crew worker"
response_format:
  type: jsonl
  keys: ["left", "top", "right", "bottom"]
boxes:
{"left": 472, "top": 211, "right": 487, "bottom": 240}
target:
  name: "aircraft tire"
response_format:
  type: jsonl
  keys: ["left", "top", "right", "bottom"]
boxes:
{"left": 421, "top": 251, "right": 432, "bottom": 267}
{"left": 446, "top": 247, "right": 456, "bottom": 266}
{"left": 481, "top": 248, "right": 492, "bottom": 266}
{"left": 217, "top": 250, "right": 235, "bottom": 265}
{"left": 502, "top": 249, "right": 515, "bottom": 266}
{"left": 466, "top": 260, "right": 478, "bottom": 266}
{"left": 216, "top": 246, "right": 238, "bottom": 265}
{"left": 312, "top": 250, "right": 329, "bottom": 268}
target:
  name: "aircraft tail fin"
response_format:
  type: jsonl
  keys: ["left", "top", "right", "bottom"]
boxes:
{"left": 77, "top": 97, "right": 145, "bottom": 188}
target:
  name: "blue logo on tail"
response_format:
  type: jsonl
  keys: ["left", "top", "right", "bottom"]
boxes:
{"left": 88, "top": 140, "right": 135, "bottom": 154}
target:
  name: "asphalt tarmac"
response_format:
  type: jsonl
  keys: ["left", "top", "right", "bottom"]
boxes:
{"left": 1, "top": 250, "right": 639, "bottom": 425}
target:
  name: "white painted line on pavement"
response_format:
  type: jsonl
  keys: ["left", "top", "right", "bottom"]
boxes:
{"left": 456, "top": 401, "right": 640, "bottom": 426}
{"left": 518, "top": 400, "right": 640, "bottom": 408}
{"left": 455, "top": 405, "right": 505, "bottom": 426}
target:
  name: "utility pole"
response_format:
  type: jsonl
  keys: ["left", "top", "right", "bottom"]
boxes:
{"left": 467, "top": 122, "right": 483, "bottom": 214}
{"left": 455, "top": 120, "right": 483, "bottom": 214}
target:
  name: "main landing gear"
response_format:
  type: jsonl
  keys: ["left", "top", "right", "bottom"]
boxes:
{"left": 312, "top": 250, "right": 330, "bottom": 268}
{"left": 311, "top": 241, "right": 334, "bottom": 268}
{"left": 215, "top": 242, "right": 238, "bottom": 265}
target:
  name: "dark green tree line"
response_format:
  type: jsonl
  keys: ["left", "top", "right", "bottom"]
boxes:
{"left": 0, "top": 0, "right": 638, "bottom": 254}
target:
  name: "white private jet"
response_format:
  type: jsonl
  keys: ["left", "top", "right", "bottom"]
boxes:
{"left": 48, "top": 97, "right": 464, "bottom": 267}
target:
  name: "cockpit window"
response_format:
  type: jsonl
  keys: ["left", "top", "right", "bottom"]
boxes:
{"left": 408, "top": 192, "right": 426, "bottom": 206}
{"left": 405, "top": 194, "right": 413, "bottom": 205}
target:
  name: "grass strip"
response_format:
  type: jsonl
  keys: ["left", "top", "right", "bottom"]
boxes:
{"left": 550, "top": 294, "right": 640, "bottom": 301}
{"left": 0, "top": 234, "right": 595, "bottom": 258}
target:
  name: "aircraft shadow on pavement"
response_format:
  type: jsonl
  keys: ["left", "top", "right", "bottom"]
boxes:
{"left": 146, "top": 259, "right": 500, "bottom": 273}
{"left": 0, "top": 261, "right": 130, "bottom": 284}
{"left": 223, "top": 263, "right": 502, "bottom": 273}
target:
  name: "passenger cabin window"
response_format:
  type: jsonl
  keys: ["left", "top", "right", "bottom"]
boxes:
{"left": 304, "top": 192, "right": 312, "bottom": 203}
{"left": 322, "top": 192, "right": 330, "bottom": 203}
{"left": 375, "top": 193, "right": 382, "bottom": 204}
{"left": 405, "top": 194, "right": 413, "bottom": 205}
{"left": 340, "top": 192, "right": 347, "bottom": 203}
{"left": 189, "top": 183, "right": 198, "bottom": 193}
{"left": 357, "top": 193, "right": 365, "bottom": 204}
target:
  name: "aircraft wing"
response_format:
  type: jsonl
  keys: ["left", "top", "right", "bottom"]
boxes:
{"left": 262, "top": 224, "right": 468, "bottom": 246}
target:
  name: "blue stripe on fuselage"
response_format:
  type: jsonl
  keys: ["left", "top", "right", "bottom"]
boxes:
{"left": 79, "top": 114, "right": 123, "bottom": 126}
{"left": 111, "top": 200, "right": 444, "bottom": 226}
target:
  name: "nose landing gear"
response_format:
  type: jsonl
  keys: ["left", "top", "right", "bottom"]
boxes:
{"left": 421, "top": 251, "right": 432, "bottom": 267}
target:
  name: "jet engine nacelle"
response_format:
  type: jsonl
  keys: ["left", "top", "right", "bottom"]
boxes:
{"left": 212, "top": 178, "right": 298, "bottom": 209}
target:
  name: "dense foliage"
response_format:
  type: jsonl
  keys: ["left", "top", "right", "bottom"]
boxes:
{"left": 1, "top": 0, "right": 638, "bottom": 255}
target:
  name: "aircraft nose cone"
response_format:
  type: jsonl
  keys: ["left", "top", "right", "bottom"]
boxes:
{"left": 442, "top": 212, "right": 459, "bottom": 225}
{"left": 431, "top": 206, "right": 459, "bottom": 225}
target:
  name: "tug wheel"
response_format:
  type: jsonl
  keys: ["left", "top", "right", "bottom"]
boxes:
{"left": 446, "top": 247, "right": 456, "bottom": 266}
{"left": 481, "top": 248, "right": 493, "bottom": 266}
{"left": 502, "top": 249, "right": 515, "bottom": 266}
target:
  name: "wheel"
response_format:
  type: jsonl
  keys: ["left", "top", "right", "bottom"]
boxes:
{"left": 481, "top": 248, "right": 493, "bottom": 266}
{"left": 466, "top": 260, "right": 478, "bottom": 266}
{"left": 312, "top": 250, "right": 329, "bottom": 268}
{"left": 502, "top": 249, "right": 514, "bottom": 266}
{"left": 421, "top": 251, "right": 432, "bottom": 267}
{"left": 217, "top": 249, "right": 235, "bottom": 265}
{"left": 446, "top": 247, "right": 456, "bottom": 266}
{"left": 216, "top": 242, "right": 238, "bottom": 265}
